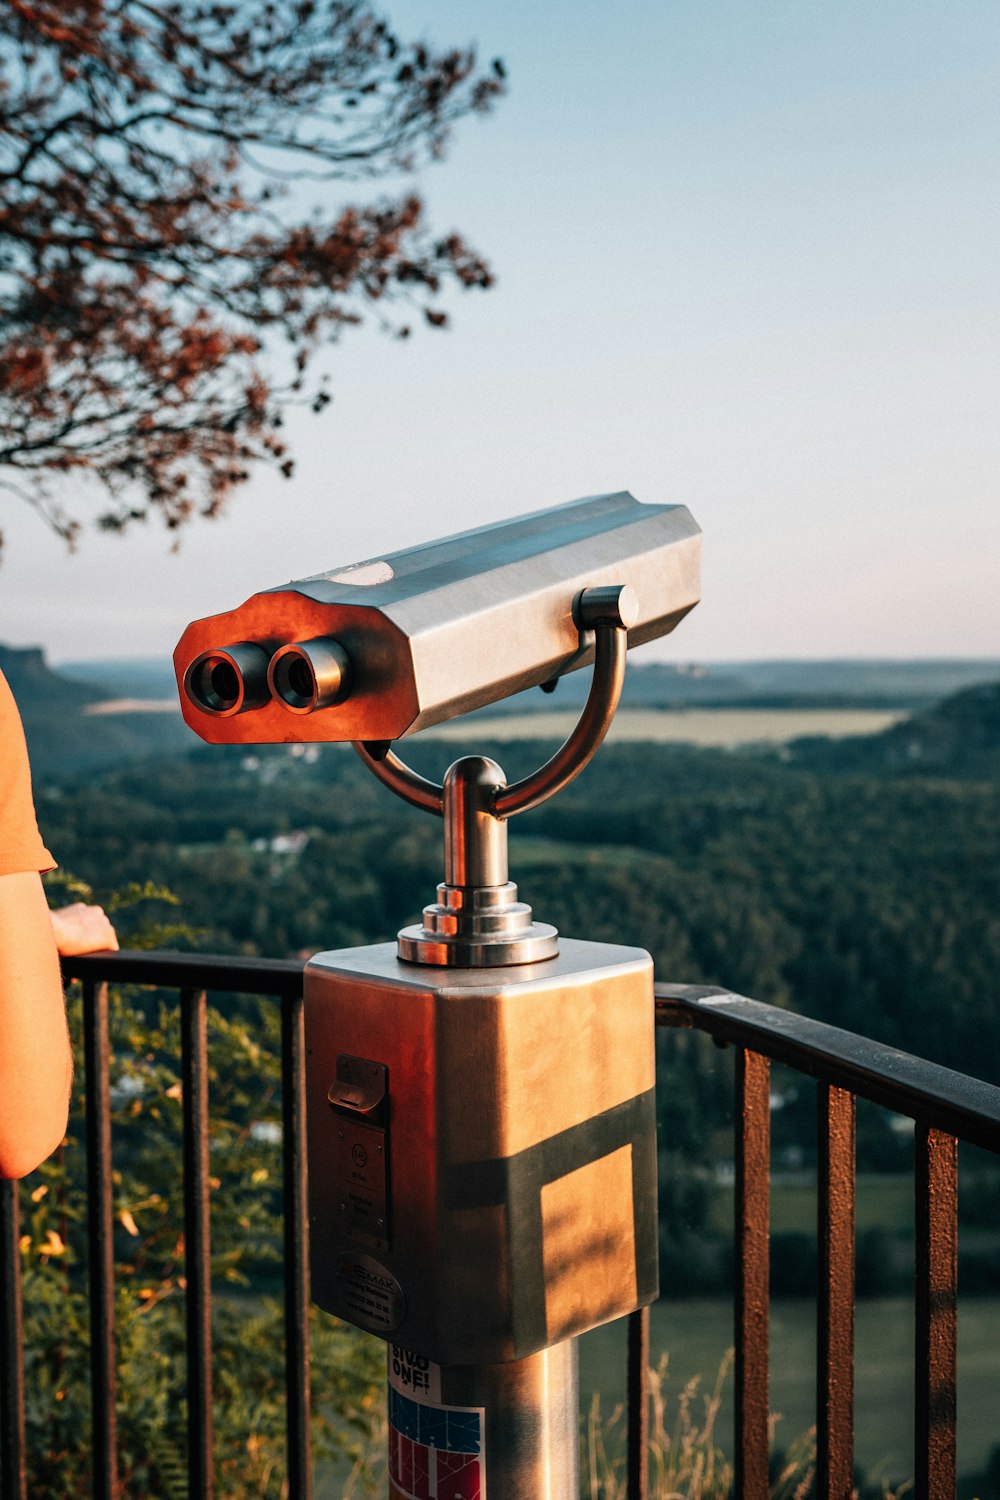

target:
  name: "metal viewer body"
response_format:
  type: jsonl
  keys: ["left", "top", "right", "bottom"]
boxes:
{"left": 174, "top": 491, "right": 700, "bottom": 744}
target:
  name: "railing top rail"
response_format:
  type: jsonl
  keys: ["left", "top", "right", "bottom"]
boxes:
{"left": 58, "top": 955, "right": 1000, "bottom": 1155}
{"left": 656, "top": 983, "right": 1000, "bottom": 1157}
{"left": 61, "top": 948, "right": 305, "bottom": 998}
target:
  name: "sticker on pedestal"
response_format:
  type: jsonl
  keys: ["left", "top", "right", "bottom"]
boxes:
{"left": 332, "top": 1252, "right": 405, "bottom": 1332}
{"left": 388, "top": 1346, "right": 485, "bottom": 1500}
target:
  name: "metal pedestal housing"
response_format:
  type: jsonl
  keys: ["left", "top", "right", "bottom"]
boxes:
{"left": 305, "top": 939, "right": 659, "bottom": 1366}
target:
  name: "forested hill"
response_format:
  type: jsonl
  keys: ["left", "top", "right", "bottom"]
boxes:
{"left": 1, "top": 643, "right": 193, "bottom": 777}
{"left": 1, "top": 644, "right": 102, "bottom": 711}
{"left": 788, "top": 679, "right": 1000, "bottom": 777}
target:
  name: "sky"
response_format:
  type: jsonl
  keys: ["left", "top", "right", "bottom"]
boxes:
{"left": 3, "top": 0, "right": 999, "bottom": 666}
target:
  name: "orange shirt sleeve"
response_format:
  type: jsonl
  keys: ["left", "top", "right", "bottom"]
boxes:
{"left": 0, "top": 669, "right": 56, "bottom": 876}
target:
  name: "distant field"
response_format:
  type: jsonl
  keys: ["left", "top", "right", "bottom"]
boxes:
{"left": 424, "top": 707, "right": 907, "bottom": 748}
{"left": 710, "top": 1172, "right": 915, "bottom": 1236}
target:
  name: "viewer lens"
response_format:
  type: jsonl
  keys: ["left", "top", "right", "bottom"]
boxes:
{"left": 210, "top": 661, "right": 240, "bottom": 704}
{"left": 287, "top": 657, "right": 314, "bottom": 702}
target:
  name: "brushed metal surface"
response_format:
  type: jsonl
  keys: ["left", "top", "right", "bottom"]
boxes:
{"left": 306, "top": 939, "right": 658, "bottom": 1365}
{"left": 421, "top": 1342, "right": 580, "bottom": 1500}
{"left": 175, "top": 491, "right": 700, "bottom": 743}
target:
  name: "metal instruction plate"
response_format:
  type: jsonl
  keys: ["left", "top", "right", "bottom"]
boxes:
{"left": 334, "top": 1116, "right": 389, "bottom": 1250}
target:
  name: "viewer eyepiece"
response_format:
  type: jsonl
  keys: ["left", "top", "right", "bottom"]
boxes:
{"left": 268, "top": 637, "right": 352, "bottom": 715}
{"left": 184, "top": 643, "right": 270, "bottom": 717}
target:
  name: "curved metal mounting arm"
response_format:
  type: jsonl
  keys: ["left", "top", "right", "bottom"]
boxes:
{"left": 353, "top": 740, "right": 445, "bottom": 816}
{"left": 354, "top": 584, "right": 635, "bottom": 822}
{"left": 494, "top": 594, "right": 629, "bottom": 818}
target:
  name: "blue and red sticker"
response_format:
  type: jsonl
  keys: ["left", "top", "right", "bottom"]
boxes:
{"left": 388, "top": 1348, "right": 485, "bottom": 1500}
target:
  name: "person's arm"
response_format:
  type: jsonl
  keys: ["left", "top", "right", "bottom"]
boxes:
{"left": 0, "top": 871, "right": 74, "bottom": 1178}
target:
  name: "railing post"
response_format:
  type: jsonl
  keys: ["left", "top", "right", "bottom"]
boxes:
{"left": 915, "top": 1126, "right": 957, "bottom": 1500}
{"left": 735, "top": 1047, "right": 770, "bottom": 1500}
{"left": 626, "top": 1304, "right": 650, "bottom": 1500}
{"left": 83, "top": 979, "right": 120, "bottom": 1500}
{"left": 816, "top": 1083, "right": 855, "bottom": 1500}
{"left": 181, "top": 987, "right": 214, "bottom": 1500}
{"left": 282, "top": 991, "right": 312, "bottom": 1498}
{"left": 0, "top": 1179, "right": 26, "bottom": 1500}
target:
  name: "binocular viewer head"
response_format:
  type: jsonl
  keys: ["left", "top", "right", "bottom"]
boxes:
{"left": 174, "top": 491, "right": 701, "bottom": 745}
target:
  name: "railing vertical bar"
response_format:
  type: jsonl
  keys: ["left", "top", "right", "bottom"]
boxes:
{"left": 735, "top": 1047, "right": 770, "bottom": 1500}
{"left": 915, "top": 1125, "right": 957, "bottom": 1500}
{"left": 626, "top": 1304, "right": 650, "bottom": 1500}
{"left": 816, "top": 1083, "right": 855, "bottom": 1500}
{"left": 83, "top": 978, "right": 120, "bottom": 1500}
{"left": 281, "top": 991, "right": 312, "bottom": 1499}
{"left": 181, "top": 986, "right": 214, "bottom": 1500}
{"left": 0, "top": 1180, "right": 26, "bottom": 1500}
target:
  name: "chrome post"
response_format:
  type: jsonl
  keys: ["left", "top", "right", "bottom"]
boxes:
{"left": 443, "top": 757, "right": 508, "bottom": 889}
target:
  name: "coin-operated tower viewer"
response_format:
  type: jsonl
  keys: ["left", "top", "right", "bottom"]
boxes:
{"left": 175, "top": 491, "right": 701, "bottom": 1500}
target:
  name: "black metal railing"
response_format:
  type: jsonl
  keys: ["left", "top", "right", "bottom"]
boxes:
{"left": 1, "top": 951, "right": 308, "bottom": 1500}
{"left": 2, "top": 953, "right": 1000, "bottom": 1498}
{"left": 654, "top": 982, "right": 1000, "bottom": 1500}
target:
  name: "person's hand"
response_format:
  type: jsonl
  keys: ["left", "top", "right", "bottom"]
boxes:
{"left": 49, "top": 903, "right": 119, "bottom": 957}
